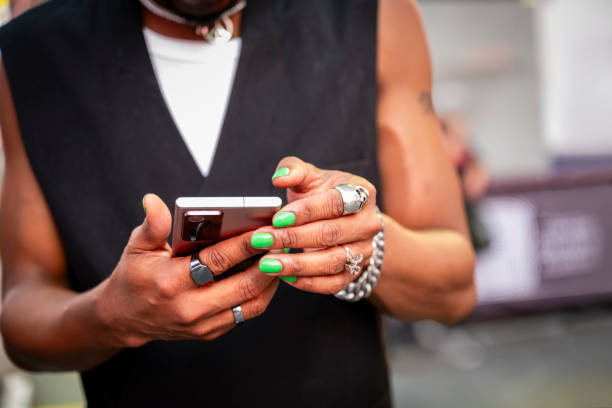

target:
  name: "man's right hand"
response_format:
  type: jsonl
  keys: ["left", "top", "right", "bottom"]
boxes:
{"left": 95, "top": 194, "right": 278, "bottom": 348}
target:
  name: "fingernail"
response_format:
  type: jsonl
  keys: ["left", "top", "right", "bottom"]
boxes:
{"left": 284, "top": 248, "right": 291, "bottom": 253}
{"left": 251, "top": 232, "right": 274, "bottom": 248}
{"left": 142, "top": 196, "right": 147, "bottom": 215}
{"left": 273, "top": 212, "right": 296, "bottom": 228}
{"left": 280, "top": 276, "right": 297, "bottom": 282}
{"left": 272, "top": 167, "right": 290, "bottom": 180}
{"left": 260, "top": 258, "right": 282, "bottom": 274}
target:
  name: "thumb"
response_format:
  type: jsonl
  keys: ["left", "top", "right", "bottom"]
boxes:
{"left": 271, "top": 156, "right": 325, "bottom": 194}
{"left": 130, "top": 193, "right": 172, "bottom": 251}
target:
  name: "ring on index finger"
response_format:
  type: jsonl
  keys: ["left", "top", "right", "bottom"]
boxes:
{"left": 334, "top": 184, "right": 370, "bottom": 215}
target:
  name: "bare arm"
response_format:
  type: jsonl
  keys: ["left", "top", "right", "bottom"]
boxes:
{"left": 236, "top": 0, "right": 474, "bottom": 323}
{"left": 372, "top": 0, "right": 476, "bottom": 322}
{"left": 0, "top": 62, "right": 278, "bottom": 371}
{"left": 0, "top": 63, "right": 118, "bottom": 370}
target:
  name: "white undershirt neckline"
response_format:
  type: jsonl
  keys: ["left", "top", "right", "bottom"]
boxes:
{"left": 142, "top": 27, "right": 242, "bottom": 177}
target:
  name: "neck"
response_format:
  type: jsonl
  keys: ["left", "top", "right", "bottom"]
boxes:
{"left": 142, "top": 7, "right": 242, "bottom": 41}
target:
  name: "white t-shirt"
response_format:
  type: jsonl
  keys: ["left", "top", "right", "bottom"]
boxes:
{"left": 143, "top": 27, "right": 242, "bottom": 177}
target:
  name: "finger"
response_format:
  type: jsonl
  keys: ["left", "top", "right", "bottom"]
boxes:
{"left": 231, "top": 277, "right": 279, "bottom": 323}
{"left": 129, "top": 193, "right": 172, "bottom": 251}
{"left": 271, "top": 156, "right": 326, "bottom": 193}
{"left": 251, "top": 208, "right": 381, "bottom": 250}
{"left": 146, "top": 231, "right": 266, "bottom": 300}
{"left": 196, "top": 230, "right": 266, "bottom": 276}
{"left": 271, "top": 188, "right": 344, "bottom": 228}
{"left": 258, "top": 240, "right": 373, "bottom": 277}
{"left": 181, "top": 263, "right": 276, "bottom": 318}
{"left": 281, "top": 268, "right": 356, "bottom": 296}
{"left": 184, "top": 278, "right": 279, "bottom": 339}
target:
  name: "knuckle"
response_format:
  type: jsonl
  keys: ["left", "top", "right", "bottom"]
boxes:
{"left": 202, "top": 331, "right": 221, "bottom": 341}
{"left": 289, "top": 257, "right": 303, "bottom": 276}
{"left": 248, "top": 299, "right": 268, "bottom": 318}
{"left": 124, "top": 335, "right": 147, "bottom": 348}
{"left": 367, "top": 183, "right": 377, "bottom": 201}
{"left": 174, "top": 303, "right": 198, "bottom": 325}
{"left": 155, "top": 277, "right": 178, "bottom": 300}
{"left": 202, "top": 247, "right": 232, "bottom": 274}
{"left": 189, "top": 324, "right": 208, "bottom": 338}
{"left": 329, "top": 192, "right": 345, "bottom": 218}
{"left": 301, "top": 277, "right": 315, "bottom": 292}
{"left": 238, "top": 277, "right": 261, "bottom": 301}
{"left": 240, "top": 235, "right": 256, "bottom": 257}
{"left": 299, "top": 202, "right": 313, "bottom": 224}
{"left": 317, "top": 222, "right": 341, "bottom": 247}
{"left": 364, "top": 244, "right": 374, "bottom": 260}
{"left": 369, "top": 215, "right": 382, "bottom": 235}
{"left": 357, "top": 177, "right": 377, "bottom": 200}
{"left": 330, "top": 279, "right": 348, "bottom": 294}
{"left": 279, "top": 229, "right": 298, "bottom": 248}
{"left": 325, "top": 253, "right": 343, "bottom": 275}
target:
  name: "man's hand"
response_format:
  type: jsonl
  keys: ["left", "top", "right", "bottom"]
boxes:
{"left": 95, "top": 194, "right": 278, "bottom": 348}
{"left": 249, "top": 156, "right": 382, "bottom": 295}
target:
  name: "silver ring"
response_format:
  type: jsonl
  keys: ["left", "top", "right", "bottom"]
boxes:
{"left": 341, "top": 245, "right": 363, "bottom": 277}
{"left": 232, "top": 305, "right": 245, "bottom": 325}
{"left": 334, "top": 184, "right": 370, "bottom": 214}
{"left": 190, "top": 253, "right": 215, "bottom": 286}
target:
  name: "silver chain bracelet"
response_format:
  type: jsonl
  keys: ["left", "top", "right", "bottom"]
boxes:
{"left": 335, "top": 207, "right": 385, "bottom": 302}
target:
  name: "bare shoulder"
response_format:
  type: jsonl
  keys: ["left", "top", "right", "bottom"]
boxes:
{"left": 378, "top": 0, "right": 432, "bottom": 90}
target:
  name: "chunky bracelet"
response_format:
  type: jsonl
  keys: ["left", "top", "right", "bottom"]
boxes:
{"left": 335, "top": 207, "right": 385, "bottom": 302}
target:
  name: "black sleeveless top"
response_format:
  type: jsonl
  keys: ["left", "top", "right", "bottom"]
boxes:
{"left": 0, "top": 0, "right": 390, "bottom": 406}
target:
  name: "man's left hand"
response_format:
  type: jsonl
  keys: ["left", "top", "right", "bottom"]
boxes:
{"left": 250, "top": 156, "right": 382, "bottom": 295}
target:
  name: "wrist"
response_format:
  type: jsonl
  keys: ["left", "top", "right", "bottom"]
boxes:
{"left": 73, "top": 279, "right": 125, "bottom": 350}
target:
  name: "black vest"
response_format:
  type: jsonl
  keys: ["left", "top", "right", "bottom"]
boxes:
{"left": 0, "top": 0, "right": 390, "bottom": 406}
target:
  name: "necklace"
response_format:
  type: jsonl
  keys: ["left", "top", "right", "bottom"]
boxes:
{"left": 139, "top": 0, "right": 247, "bottom": 44}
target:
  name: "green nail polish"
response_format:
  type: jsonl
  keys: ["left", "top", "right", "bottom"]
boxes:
{"left": 283, "top": 248, "right": 291, "bottom": 253}
{"left": 251, "top": 232, "right": 274, "bottom": 248}
{"left": 142, "top": 197, "right": 147, "bottom": 215}
{"left": 272, "top": 167, "right": 290, "bottom": 180}
{"left": 273, "top": 212, "right": 296, "bottom": 228}
{"left": 280, "top": 276, "right": 297, "bottom": 282}
{"left": 260, "top": 258, "right": 282, "bottom": 274}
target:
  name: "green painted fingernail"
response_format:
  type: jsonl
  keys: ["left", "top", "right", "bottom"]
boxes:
{"left": 280, "top": 276, "right": 297, "bottom": 282}
{"left": 273, "top": 212, "right": 296, "bottom": 228}
{"left": 251, "top": 232, "right": 274, "bottom": 248}
{"left": 142, "top": 197, "right": 147, "bottom": 215}
{"left": 272, "top": 167, "right": 290, "bottom": 180}
{"left": 283, "top": 248, "right": 291, "bottom": 253}
{"left": 260, "top": 258, "right": 282, "bottom": 274}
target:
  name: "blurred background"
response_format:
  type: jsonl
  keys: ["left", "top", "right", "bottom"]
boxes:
{"left": 1, "top": 0, "right": 611, "bottom": 407}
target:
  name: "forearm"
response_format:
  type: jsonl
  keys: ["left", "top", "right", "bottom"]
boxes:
{"left": 1, "top": 279, "right": 121, "bottom": 371}
{"left": 370, "top": 215, "right": 476, "bottom": 323}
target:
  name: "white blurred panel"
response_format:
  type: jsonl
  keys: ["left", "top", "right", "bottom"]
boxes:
{"left": 475, "top": 197, "right": 539, "bottom": 303}
{"left": 537, "top": 0, "right": 612, "bottom": 155}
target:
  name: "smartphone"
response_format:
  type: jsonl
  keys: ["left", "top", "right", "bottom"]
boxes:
{"left": 171, "top": 196, "right": 282, "bottom": 256}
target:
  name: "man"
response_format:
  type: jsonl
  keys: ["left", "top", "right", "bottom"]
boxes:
{"left": 0, "top": 0, "right": 476, "bottom": 406}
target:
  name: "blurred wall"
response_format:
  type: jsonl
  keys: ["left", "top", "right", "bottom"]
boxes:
{"left": 536, "top": 0, "right": 612, "bottom": 156}
{"left": 421, "top": 1, "right": 549, "bottom": 178}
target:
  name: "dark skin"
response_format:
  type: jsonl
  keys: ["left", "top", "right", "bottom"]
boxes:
{"left": 0, "top": 0, "right": 476, "bottom": 371}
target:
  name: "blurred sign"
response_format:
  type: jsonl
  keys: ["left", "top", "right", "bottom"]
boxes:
{"left": 474, "top": 174, "right": 612, "bottom": 316}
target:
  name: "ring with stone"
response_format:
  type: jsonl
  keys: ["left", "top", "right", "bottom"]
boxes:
{"left": 341, "top": 245, "right": 364, "bottom": 277}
